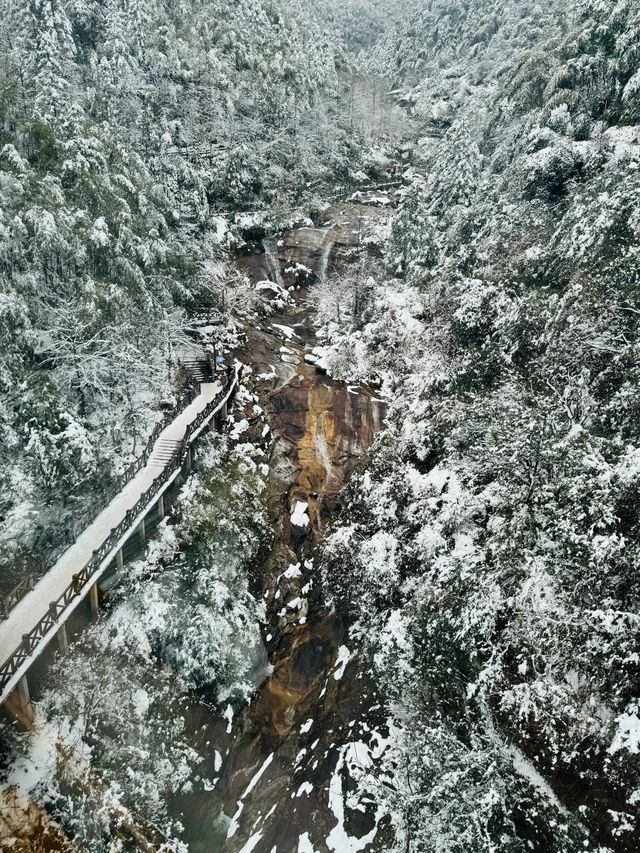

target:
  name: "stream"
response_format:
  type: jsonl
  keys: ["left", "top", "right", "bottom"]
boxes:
{"left": 217, "top": 205, "right": 389, "bottom": 851}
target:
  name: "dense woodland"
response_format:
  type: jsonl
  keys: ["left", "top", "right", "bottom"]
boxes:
{"left": 319, "top": 1, "right": 640, "bottom": 850}
{"left": 0, "top": 0, "right": 404, "bottom": 594}
{"left": 3, "top": 0, "right": 640, "bottom": 851}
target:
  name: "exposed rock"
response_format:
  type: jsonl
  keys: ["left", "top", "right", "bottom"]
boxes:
{"left": 0, "top": 786, "right": 72, "bottom": 852}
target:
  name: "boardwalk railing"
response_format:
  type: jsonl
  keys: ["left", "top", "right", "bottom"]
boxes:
{"left": 2, "top": 575, "right": 35, "bottom": 616}
{"left": 0, "top": 383, "right": 207, "bottom": 619}
{"left": 0, "top": 369, "right": 239, "bottom": 696}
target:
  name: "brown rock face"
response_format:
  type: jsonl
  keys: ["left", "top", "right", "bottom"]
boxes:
{"left": 216, "top": 328, "right": 386, "bottom": 849}
{"left": 0, "top": 786, "right": 73, "bottom": 852}
{"left": 270, "top": 373, "right": 384, "bottom": 536}
{"left": 215, "top": 355, "right": 386, "bottom": 851}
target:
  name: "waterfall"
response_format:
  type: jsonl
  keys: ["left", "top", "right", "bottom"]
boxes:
{"left": 262, "top": 238, "right": 284, "bottom": 288}
{"left": 317, "top": 233, "right": 334, "bottom": 283}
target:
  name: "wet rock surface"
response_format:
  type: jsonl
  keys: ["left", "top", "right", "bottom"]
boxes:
{"left": 0, "top": 786, "right": 73, "bottom": 852}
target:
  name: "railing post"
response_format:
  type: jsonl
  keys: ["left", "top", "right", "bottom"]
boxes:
{"left": 89, "top": 583, "right": 99, "bottom": 618}
{"left": 3, "top": 672, "right": 35, "bottom": 729}
{"left": 15, "top": 674, "right": 35, "bottom": 728}
{"left": 72, "top": 573, "right": 82, "bottom": 594}
{"left": 17, "top": 673, "right": 30, "bottom": 703}
{"left": 57, "top": 622, "right": 69, "bottom": 654}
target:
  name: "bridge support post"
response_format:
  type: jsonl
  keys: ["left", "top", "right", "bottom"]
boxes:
{"left": 89, "top": 583, "right": 99, "bottom": 618}
{"left": 57, "top": 622, "right": 69, "bottom": 654}
{"left": 216, "top": 402, "right": 228, "bottom": 430}
{"left": 158, "top": 494, "right": 165, "bottom": 521}
{"left": 4, "top": 674, "right": 35, "bottom": 729}
{"left": 116, "top": 548, "right": 124, "bottom": 575}
{"left": 185, "top": 447, "right": 192, "bottom": 474}
{"left": 138, "top": 518, "right": 146, "bottom": 547}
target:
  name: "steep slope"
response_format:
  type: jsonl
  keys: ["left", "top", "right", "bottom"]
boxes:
{"left": 318, "top": 1, "right": 640, "bottom": 851}
{"left": 0, "top": 0, "right": 393, "bottom": 595}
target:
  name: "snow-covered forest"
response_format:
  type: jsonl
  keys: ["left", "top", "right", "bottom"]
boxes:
{"left": 319, "top": 2, "right": 640, "bottom": 850}
{"left": 3, "top": 0, "right": 640, "bottom": 851}
{"left": 0, "top": 0, "right": 404, "bottom": 594}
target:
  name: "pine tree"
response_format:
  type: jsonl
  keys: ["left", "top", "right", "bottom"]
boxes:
{"left": 14, "top": 0, "right": 77, "bottom": 125}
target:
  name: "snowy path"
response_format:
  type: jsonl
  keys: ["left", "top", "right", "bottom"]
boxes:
{"left": 0, "top": 379, "right": 230, "bottom": 704}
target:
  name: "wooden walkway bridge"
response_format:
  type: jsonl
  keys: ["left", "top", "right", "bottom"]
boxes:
{"left": 0, "top": 366, "right": 240, "bottom": 724}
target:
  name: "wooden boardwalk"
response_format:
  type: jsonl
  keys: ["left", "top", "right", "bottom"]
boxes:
{"left": 0, "top": 370, "right": 238, "bottom": 708}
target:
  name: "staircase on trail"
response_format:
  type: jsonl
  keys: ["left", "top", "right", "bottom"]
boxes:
{"left": 182, "top": 358, "right": 214, "bottom": 384}
{"left": 149, "top": 438, "right": 183, "bottom": 468}
{"left": 0, "top": 366, "right": 240, "bottom": 713}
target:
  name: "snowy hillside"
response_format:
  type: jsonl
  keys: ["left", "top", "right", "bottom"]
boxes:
{"left": 3, "top": 1, "right": 640, "bottom": 852}
{"left": 319, "top": 2, "right": 640, "bottom": 851}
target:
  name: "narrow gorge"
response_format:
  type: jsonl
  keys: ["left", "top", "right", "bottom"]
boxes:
{"left": 211, "top": 205, "right": 389, "bottom": 851}
{"left": 1, "top": 200, "right": 395, "bottom": 851}
{"left": 4, "top": 1, "right": 640, "bottom": 851}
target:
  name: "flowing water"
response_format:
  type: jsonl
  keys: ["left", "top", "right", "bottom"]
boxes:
{"left": 262, "top": 238, "right": 286, "bottom": 289}
{"left": 316, "top": 232, "right": 335, "bottom": 284}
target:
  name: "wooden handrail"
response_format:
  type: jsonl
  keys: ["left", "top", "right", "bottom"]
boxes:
{"left": 1, "top": 382, "right": 206, "bottom": 619}
{"left": 0, "top": 575, "right": 34, "bottom": 619}
{"left": 0, "top": 367, "right": 239, "bottom": 694}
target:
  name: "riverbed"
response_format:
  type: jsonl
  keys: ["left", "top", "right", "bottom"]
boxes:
{"left": 203, "top": 204, "right": 390, "bottom": 851}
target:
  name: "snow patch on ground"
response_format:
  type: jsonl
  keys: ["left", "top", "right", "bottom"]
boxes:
{"left": 284, "top": 562, "right": 302, "bottom": 579}
{"left": 291, "top": 501, "right": 310, "bottom": 527}
{"left": 7, "top": 722, "right": 62, "bottom": 791}
{"left": 230, "top": 419, "right": 250, "bottom": 440}
{"left": 227, "top": 754, "right": 274, "bottom": 839}
{"left": 609, "top": 710, "right": 640, "bottom": 755}
{"left": 304, "top": 346, "right": 329, "bottom": 371}
{"left": 256, "top": 367, "right": 277, "bottom": 380}
{"left": 333, "top": 646, "right": 352, "bottom": 681}
{"left": 326, "top": 745, "right": 380, "bottom": 852}
{"left": 272, "top": 323, "right": 298, "bottom": 339}
{"left": 298, "top": 832, "right": 316, "bottom": 852}
{"left": 223, "top": 704, "right": 234, "bottom": 734}
{"left": 237, "top": 832, "right": 263, "bottom": 853}
{"left": 243, "top": 753, "right": 274, "bottom": 799}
